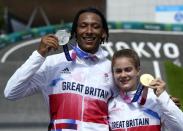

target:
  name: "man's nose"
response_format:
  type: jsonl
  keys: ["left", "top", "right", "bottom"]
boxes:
{"left": 86, "top": 26, "right": 92, "bottom": 34}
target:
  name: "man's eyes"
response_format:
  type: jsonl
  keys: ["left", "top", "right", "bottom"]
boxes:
{"left": 93, "top": 24, "right": 101, "bottom": 28}
{"left": 78, "top": 24, "right": 101, "bottom": 28}
{"left": 78, "top": 24, "right": 86, "bottom": 28}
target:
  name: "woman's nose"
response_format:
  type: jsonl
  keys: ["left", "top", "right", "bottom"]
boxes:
{"left": 120, "top": 71, "right": 127, "bottom": 77}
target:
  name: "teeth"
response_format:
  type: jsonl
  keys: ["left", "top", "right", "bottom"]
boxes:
{"left": 86, "top": 38, "right": 93, "bottom": 41}
{"left": 119, "top": 79, "right": 124, "bottom": 83}
{"left": 84, "top": 37, "right": 95, "bottom": 41}
{"left": 119, "top": 78, "right": 128, "bottom": 83}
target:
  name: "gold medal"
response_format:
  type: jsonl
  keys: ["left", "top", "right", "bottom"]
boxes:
{"left": 140, "top": 74, "right": 154, "bottom": 87}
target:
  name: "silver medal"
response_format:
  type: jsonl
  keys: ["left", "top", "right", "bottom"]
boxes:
{"left": 55, "top": 30, "right": 70, "bottom": 45}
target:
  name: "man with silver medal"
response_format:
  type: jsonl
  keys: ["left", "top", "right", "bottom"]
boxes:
{"left": 4, "top": 7, "right": 114, "bottom": 131}
{"left": 4, "top": 7, "right": 182, "bottom": 131}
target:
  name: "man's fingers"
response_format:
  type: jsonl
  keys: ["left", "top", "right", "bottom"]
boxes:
{"left": 170, "top": 96, "right": 179, "bottom": 101}
{"left": 43, "top": 36, "right": 59, "bottom": 49}
{"left": 170, "top": 96, "right": 182, "bottom": 108}
{"left": 40, "top": 35, "right": 59, "bottom": 49}
{"left": 38, "top": 34, "right": 60, "bottom": 56}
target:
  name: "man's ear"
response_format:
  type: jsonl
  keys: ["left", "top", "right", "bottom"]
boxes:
{"left": 102, "top": 31, "right": 107, "bottom": 39}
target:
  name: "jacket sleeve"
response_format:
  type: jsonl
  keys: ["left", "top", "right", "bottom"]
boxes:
{"left": 157, "top": 91, "right": 183, "bottom": 131}
{"left": 4, "top": 50, "right": 46, "bottom": 100}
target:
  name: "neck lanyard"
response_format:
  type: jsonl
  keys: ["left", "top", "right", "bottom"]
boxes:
{"left": 120, "top": 82, "right": 147, "bottom": 105}
{"left": 63, "top": 45, "right": 72, "bottom": 61}
{"left": 63, "top": 44, "right": 97, "bottom": 61}
{"left": 72, "top": 46, "right": 91, "bottom": 59}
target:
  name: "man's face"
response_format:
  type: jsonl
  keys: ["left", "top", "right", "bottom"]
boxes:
{"left": 76, "top": 12, "right": 106, "bottom": 54}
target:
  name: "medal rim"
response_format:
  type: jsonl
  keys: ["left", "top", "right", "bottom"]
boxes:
{"left": 55, "top": 30, "right": 70, "bottom": 46}
{"left": 140, "top": 74, "right": 154, "bottom": 86}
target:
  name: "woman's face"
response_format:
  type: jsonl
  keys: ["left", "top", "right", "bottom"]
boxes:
{"left": 112, "top": 57, "right": 140, "bottom": 92}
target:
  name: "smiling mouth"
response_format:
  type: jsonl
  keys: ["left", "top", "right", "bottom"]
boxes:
{"left": 119, "top": 78, "right": 130, "bottom": 84}
{"left": 83, "top": 36, "right": 96, "bottom": 42}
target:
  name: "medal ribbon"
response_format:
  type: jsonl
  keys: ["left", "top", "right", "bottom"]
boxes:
{"left": 72, "top": 45, "right": 90, "bottom": 59}
{"left": 63, "top": 44, "right": 97, "bottom": 61}
{"left": 63, "top": 45, "right": 72, "bottom": 61}
{"left": 120, "top": 82, "right": 147, "bottom": 105}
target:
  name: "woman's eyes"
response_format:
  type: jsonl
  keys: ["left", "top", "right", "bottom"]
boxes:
{"left": 124, "top": 67, "right": 133, "bottom": 72}
{"left": 114, "top": 67, "right": 133, "bottom": 73}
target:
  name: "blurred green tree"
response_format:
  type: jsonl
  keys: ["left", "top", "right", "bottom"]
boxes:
{"left": 164, "top": 61, "right": 183, "bottom": 110}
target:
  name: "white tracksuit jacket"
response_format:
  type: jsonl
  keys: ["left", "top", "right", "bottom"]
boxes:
{"left": 108, "top": 89, "right": 183, "bottom": 131}
{"left": 4, "top": 47, "right": 114, "bottom": 131}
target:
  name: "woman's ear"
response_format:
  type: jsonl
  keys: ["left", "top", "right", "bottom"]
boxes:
{"left": 137, "top": 67, "right": 141, "bottom": 77}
